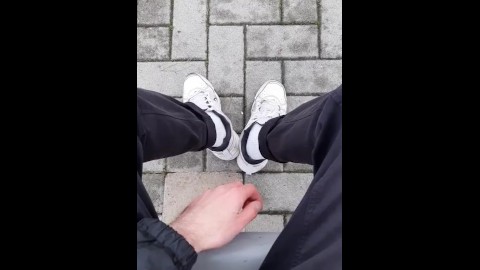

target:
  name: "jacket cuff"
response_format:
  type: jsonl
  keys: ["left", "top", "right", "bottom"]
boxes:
{"left": 138, "top": 218, "right": 197, "bottom": 268}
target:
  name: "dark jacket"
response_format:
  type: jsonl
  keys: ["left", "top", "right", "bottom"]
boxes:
{"left": 137, "top": 153, "right": 198, "bottom": 269}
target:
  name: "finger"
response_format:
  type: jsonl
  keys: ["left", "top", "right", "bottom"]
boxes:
{"left": 235, "top": 200, "right": 262, "bottom": 230}
{"left": 241, "top": 183, "right": 262, "bottom": 204}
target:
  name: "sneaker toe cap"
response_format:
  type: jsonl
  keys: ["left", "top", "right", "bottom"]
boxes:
{"left": 259, "top": 81, "right": 286, "bottom": 99}
{"left": 184, "top": 74, "right": 209, "bottom": 92}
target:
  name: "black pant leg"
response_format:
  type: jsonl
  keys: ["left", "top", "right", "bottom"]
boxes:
{"left": 259, "top": 86, "right": 342, "bottom": 172}
{"left": 136, "top": 88, "right": 216, "bottom": 221}
{"left": 260, "top": 86, "right": 342, "bottom": 270}
{"left": 137, "top": 88, "right": 217, "bottom": 162}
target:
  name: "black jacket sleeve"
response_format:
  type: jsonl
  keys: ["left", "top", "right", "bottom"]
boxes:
{"left": 137, "top": 218, "right": 197, "bottom": 270}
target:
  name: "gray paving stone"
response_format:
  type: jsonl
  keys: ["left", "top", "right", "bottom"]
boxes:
{"left": 166, "top": 151, "right": 204, "bottom": 172}
{"left": 220, "top": 97, "right": 244, "bottom": 133}
{"left": 247, "top": 25, "right": 318, "bottom": 58}
{"left": 283, "top": 0, "right": 317, "bottom": 23}
{"left": 285, "top": 60, "right": 342, "bottom": 94}
{"left": 287, "top": 96, "right": 317, "bottom": 113}
{"left": 245, "top": 214, "right": 284, "bottom": 232}
{"left": 284, "top": 162, "right": 313, "bottom": 172}
{"left": 163, "top": 172, "right": 243, "bottom": 223}
{"left": 143, "top": 159, "right": 166, "bottom": 173}
{"left": 245, "top": 173, "right": 312, "bottom": 211}
{"left": 208, "top": 26, "right": 244, "bottom": 95}
{"left": 172, "top": 0, "right": 207, "bottom": 59}
{"left": 321, "top": 0, "right": 342, "bottom": 58}
{"left": 245, "top": 61, "right": 282, "bottom": 120}
{"left": 210, "top": 0, "right": 280, "bottom": 24}
{"left": 141, "top": 173, "right": 165, "bottom": 214}
{"left": 137, "top": 62, "right": 206, "bottom": 96}
{"left": 137, "top": 0, "right": 171, "bottom": 25}
{"left": 137, "top": 27, "right": 170, "bottom": 60}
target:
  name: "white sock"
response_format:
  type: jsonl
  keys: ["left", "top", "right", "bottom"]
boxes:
{"left": 246, "top": 123, "right": 265, "bottom": 160}
{"left": 206, "top": 111, "right": 226, "bottom": 147}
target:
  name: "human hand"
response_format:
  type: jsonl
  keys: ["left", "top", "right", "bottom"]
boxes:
{"left": 170, "top": 181, "right": 263, "bottom": 253}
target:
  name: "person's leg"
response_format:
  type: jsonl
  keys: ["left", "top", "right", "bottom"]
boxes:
{"left": 258, "top": 86, "right": 342, "bottom": 270}
{"left": 138, "top": 74, "right": 240, "bottom": 163}
{"left": 259, "top": 86, "right": 342, "bottom": 171}
{"left": 237, "top": 81, "right": 341, "bottom": 173}
{"left": 137, "top": 87, "right": 217, "bottom": 221}
{"left": 137, "top": 88, "right": 216, "bottom": 162}
{"left": 237, "top": 83, "right": 342, "bottom": 269}
{"left": 137, "top": 73, "right": 240, "bottom": 221}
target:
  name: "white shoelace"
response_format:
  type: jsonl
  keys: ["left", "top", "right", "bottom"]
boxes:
{"left": 189, "top": 89, "right": 217, "bottom": 109}
{"left": 253, "top": 96, "right": 281, "bottom": 121}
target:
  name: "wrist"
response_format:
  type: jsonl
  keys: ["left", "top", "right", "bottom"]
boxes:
{"left": 170, "top": 221, "right": 203, "bottom": 253}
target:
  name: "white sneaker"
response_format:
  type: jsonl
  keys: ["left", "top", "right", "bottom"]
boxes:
{"left": 237, "top": 80, "right": 287, "bottom": 174}
{"left": 183, "top": 73, "right": 240, "bottom": 160}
